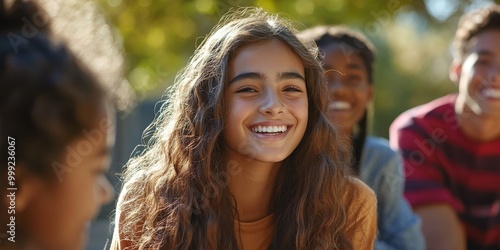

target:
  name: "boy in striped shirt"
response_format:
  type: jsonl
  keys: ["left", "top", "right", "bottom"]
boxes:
{"left": 390, "top": 4, "right": 500, "bottom": 250}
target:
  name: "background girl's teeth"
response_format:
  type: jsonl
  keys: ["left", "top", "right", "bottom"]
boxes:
{"left": 484, "top": 88, "right": 500, "bottom": 98}
{"left": 329, "top": 101, "right": 351, "bottom": 110}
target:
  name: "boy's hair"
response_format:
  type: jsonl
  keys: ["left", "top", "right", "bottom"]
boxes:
{"left": 453, "top": 4, "right": 500, "bottom": 60}
{"left": 118, "top": 7, "right": 354, "bottom": 250}
{"left": 0, "top": 0, "right": 106, "bottom": 178}
{"left": 298, "top": 25, "right": 375, "bottom": 174}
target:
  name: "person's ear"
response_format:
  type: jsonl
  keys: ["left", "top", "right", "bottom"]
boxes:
{"left": 8, "top": 164, "right": 45, "bottom": 212}
{"left": 449, "top": 59, "right": 462, "bottom": 84}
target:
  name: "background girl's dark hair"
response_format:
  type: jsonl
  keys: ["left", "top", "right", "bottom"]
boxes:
{"left": 298, "top": 26, "right": 376, "bottom": 174}
{"left": 0, "top": 0, "right": 106, "bottom": 178}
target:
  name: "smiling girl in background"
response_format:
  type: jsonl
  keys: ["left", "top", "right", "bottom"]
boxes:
{"left": 299, "top": 26, "right": 424, "bottom": 250}
{"left": 112, "top": 7, "right": 376, "bottom": 250}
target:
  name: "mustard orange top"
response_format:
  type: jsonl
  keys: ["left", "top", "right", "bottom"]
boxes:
{"left": 343, "top": 178, "right": 378, "bottom": 249}
{"left": 234, "top": 178, "right": 377, "bottom": 250}
{"left": 235, "top": 214, "right": 275, "bottom": 250}
{"left": 112, "top": 178, "right": 377, "bottom": 250}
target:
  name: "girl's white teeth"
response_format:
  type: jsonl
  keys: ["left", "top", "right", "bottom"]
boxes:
{"left": 252, "top": 125, "right": 287, "bottom": 133}
{"left": 482, "top": 88, "right": 500, "bottom": 98}
{"left": 329, "top": 101, "right": 352, "bottom": 110}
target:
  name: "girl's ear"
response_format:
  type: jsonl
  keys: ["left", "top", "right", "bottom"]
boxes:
{"left": 449, "top": 59, "right": 462, "bottom": 84}
{"left": 367, "top": 84, "right": 374, "bottom": 103}
{"left": 8, "top": 164, "right": 45, "bottom": 212}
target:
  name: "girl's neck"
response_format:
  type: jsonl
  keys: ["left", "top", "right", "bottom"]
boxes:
{"left": 228, "top": 160, "right": 281, "bottom": 222}
{"left": 339, "top": 124, "right": 354, "bottom": 136}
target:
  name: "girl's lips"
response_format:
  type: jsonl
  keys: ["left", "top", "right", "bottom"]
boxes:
{"left": 248, "top": 121, "right": 292, "bottom": 131}
{"left": 248, "top": 122, "right": 292, "bottom": 141}
{"left": 251, "top": 128, "right": 290, "bottom": 141}
{"left": 250, "top": 125, "right": 288, "bottom": 133}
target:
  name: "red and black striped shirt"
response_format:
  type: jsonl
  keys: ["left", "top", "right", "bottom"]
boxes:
{"left": 390, "top": 94, "right": 500, "bottom": 250}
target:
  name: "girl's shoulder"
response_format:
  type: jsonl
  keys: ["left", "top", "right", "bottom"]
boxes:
{"left": 344, "top": 177, "right": 376, "bottom": 205}
{"left": 341, "top": 177, "right": 377, "bottom": 215}
{"left": 343, "top": 177, "right": 377, "bottom": 248}
{"left": 363, "top": 136, "right": 396, "bottom": 157}
{"left": 361, "top": 135, "right": 401, "bottom": 170}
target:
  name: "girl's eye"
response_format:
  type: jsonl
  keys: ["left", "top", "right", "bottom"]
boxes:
{"left": 348, "top": 75, "right": 361, "bottom": 82}
{"left": 346, "top": 76, "right": 363, "bottom": 87}
{"left": 283, "top": 85, "right": 303, "bottom": 92}
{"left": 476, "top": 59, "right": 491, "bottom": 66}
{"left": 236, "top": 86, "right": 257, "bottom": 93}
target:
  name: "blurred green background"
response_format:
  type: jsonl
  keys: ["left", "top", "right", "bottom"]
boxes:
{"left": 94, "top": 0, "right": 499, "bottom": 138}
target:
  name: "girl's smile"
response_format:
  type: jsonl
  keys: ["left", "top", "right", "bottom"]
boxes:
{"left": 249, "top": 123, "right": 291, "bottom": 141}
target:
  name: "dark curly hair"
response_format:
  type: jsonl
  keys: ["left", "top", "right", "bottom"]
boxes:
{"left": 0, "top": 0, "right": 106, "bottom": 178}
{"left": 298, "top": 26, "right": 375, "bottom": 83}
{"left": 453, "top": 4, "right": 500, "bottom": 60}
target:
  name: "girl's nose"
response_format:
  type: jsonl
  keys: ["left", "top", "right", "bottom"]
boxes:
{"left": 99, "top": 175, "right": 114, "bottom": 205}
{"left": 259, "top": 89, "right": 284, "bottom": 115}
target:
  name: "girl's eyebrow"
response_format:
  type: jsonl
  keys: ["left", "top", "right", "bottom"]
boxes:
{"left": 277, "top": 72, "right": 305, "bottom": 82}
{"left": 325, "top": 63, "right": 363, "bottom": 72}
{"left": 229, "top": 72, "right": 265, "bottom": 84}
{"left": 229, "top": 71, "right": 305, "bottom": 84}
{"left": 346, "top": 62, "right": 363, "bottom": 70}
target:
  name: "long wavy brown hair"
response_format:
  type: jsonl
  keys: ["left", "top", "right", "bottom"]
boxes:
{"left": 115, "top": 7, "right": 354, "bottom": 250}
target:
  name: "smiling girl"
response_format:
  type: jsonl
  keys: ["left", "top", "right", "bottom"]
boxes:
{"left": 112, "top": 8, "right": 376, "bottom": 250}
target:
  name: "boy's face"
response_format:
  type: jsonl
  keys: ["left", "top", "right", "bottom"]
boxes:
{"left": 455, "top": 29, "right": 500, "bottom": 117}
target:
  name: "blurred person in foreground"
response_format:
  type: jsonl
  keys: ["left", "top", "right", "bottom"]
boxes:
{"left": 0, "top": 0, "right": 131, "bottom": 249}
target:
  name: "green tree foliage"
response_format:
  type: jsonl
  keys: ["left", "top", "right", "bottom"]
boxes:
{"left": 95, "top": 0, "right": 497, "bottom": 137}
